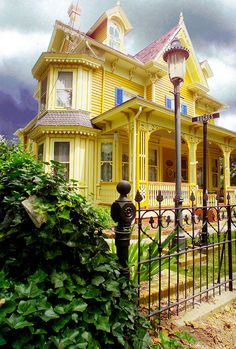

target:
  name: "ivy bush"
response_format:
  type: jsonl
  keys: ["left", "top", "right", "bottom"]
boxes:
{"left": 0, "top": 141, "right": 151, "bottom": 348}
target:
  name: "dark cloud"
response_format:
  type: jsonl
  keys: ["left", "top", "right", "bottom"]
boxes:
{"left": 0, "top": 90, "right": 37, "bottom": 139}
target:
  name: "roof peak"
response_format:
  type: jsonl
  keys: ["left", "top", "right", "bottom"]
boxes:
{"left": 179, "top": 12, "right": 184, "bottom": 25}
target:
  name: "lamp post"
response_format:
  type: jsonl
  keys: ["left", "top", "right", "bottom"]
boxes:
{"left": 163, "top": 38, "right": 189, "bottom": 249}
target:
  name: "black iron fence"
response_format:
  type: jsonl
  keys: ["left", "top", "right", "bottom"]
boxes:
{"left": 135, "top": 190, "right": 236, "bottom": 320}
{"left": 111, "top": 182, "right": 236, "bottom": 322}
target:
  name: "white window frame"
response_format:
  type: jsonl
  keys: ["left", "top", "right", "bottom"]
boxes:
{"left": 55, "top": 70, "right": 74, "bottom": 109}
{"left": 100, "top": 142, "right": 113, "bottom": 182}
{"left": 109, "top": 21, "right": 122, "bottom": 50}
{"left": 165, "top": 96, "right": 174, "bottom": 110}
{"left": 50, "top": 139, "right": 74, "bottom": 180}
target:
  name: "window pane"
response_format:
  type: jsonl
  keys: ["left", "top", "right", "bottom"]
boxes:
{"left": 54, "top": 142, "right": 70, "bottom": 162}
{"left": 122, "top": 163, "right": 129, "bottom": 180}
{"left": 149, "top": 149, "right": 157, "bottom": 165}
{"left": 101, "top": 163, "right": 112, "bottom": 182}
{"left": 56, "top": 72, "right": 73, "bottom": 108}
{"left": 101, "top": 143, "right": 112, "bottom": 161}
{"left": 38, "top": 144, "right": 44, "bottom": 161}
{"left": 40, "top": 77, "right": 47, "bottom": 110}
{"left": 57, "top": 72, "right": 72, "bottom": 89}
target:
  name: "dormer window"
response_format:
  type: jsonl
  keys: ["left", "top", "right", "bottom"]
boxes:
{"left": 109, "top": 22, "right": 121, "bottom": 50}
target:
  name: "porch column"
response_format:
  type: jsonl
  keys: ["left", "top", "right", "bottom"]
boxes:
{"left": 187, "top": 136, "right": 198, "bottom": 191}
{"left": 137, "top": 123, "right": 149, "bottom": 207}
{"left": 222, "top": 147, "right": 231, "bottom": 190}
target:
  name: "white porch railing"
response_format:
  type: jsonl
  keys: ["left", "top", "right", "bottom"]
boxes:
{"left": 148, "top": 182, "right": 191, "bottom": 207}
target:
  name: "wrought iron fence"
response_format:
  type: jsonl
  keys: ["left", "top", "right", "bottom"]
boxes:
{"left": 135, "top": 190, "right": 236, "bottom": 321}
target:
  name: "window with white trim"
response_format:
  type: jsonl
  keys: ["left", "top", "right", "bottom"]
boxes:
{"left": 109, "top": 22, "right": 121, "bottom": 50}
{"left": 54, "top": 142, "right": 70, "bottom": 180}
{"left": 101, "top": 143, "right": 113, "bottom": 182}
{"left": 165, "top": 96, "right": 174, "bottom": 110}
{"left": 115, "top": 88, "right": 136, "bottom": 106}
{"left": 56, "top": 72, "right": 73, "bottom": 108}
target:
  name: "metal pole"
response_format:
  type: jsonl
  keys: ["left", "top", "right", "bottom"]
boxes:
{"left": 172, "top": 81, "right": 186, "bottom": 250}
{"left": 201, "top": 120, "right": 208, "bottom": 245}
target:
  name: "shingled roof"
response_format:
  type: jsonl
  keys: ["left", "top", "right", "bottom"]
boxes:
{"left": 34, "top": 110, "right": 99, "bottom": 129}
{"left": 134, "top": 25, "right": 178, "bottom": 63}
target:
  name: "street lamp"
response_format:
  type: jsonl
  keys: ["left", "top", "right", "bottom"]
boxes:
{"left": 163, "top": 38, "right": 189, "bottom": 249}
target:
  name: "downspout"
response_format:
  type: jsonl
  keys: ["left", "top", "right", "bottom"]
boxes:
{"left": 133, "top": 106, "right": 142, "bottom": 201}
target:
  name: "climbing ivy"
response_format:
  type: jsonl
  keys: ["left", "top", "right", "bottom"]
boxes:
{"left": 0, "top": 140, "right": 151, "bottom": 348}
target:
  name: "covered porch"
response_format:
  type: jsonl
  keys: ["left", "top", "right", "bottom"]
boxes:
{"left": 92, "top": 97, "right": 236, "bottom": 207}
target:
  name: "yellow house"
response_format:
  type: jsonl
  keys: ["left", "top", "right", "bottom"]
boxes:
{"left": 18, "top": 3, "right": 236, "bottom": 207}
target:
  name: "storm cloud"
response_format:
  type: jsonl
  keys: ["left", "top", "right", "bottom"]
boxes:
{"left": 0, "top": 0, "right": 235, "bottom": 138}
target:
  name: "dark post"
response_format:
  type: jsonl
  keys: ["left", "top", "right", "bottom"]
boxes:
{"left": 172, "top": 82, "right": 186, "bottom": 250}
{"left": 111, "top": 180, "right": 136, "bottom": 278}
{"left": 201, "top": 120, "right": 208, "bottom": 245}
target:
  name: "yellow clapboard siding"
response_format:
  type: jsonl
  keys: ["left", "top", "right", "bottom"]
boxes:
{"left": 155, "top": 74, "right": 194, "bottom": 116}
{"left": 103, "top": 71, "right": 144, "bottom": 112}
{"left": 91, "top": 68, "right": 103, "bottom": 117}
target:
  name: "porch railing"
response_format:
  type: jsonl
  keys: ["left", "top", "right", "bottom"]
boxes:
{"left": 148, "top": 182, "right": 190, "bottom": 207}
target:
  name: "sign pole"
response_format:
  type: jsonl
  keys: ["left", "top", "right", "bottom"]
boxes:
{"left": 192, "top": 113, "right": 220, "bottom": 245}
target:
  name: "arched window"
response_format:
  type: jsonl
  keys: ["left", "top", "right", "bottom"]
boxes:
{"left": 109, "top": 22, "right": 121, "bottom": 50}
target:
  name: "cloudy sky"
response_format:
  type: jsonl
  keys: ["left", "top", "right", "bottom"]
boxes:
{"left": 0, "top": 0, "right": 235, "bottom": 139}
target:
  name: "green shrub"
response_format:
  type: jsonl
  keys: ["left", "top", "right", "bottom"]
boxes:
{"left": 0, "top": 141, "right": 151, "bottom": 348}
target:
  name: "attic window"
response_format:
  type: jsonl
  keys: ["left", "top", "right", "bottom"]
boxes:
{"left": 109, "top": 22, "right": 121, "bottom": 50}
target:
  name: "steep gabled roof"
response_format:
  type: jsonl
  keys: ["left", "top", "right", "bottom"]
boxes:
{"left": 134, "top": 25, "right": 179, "bottom": 63}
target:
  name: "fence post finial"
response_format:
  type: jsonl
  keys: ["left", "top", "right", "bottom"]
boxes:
{"left": 111, "top": 180, "right": 136, "bottom": 278}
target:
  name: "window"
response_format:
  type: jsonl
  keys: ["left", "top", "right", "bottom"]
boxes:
{"left": 230, "top": 154, "right": 236, "bottom": 186}
{"left": 211, "top": 158, "right": 219, "bottom": 188}
{"left": 37, "top": 143, "right": 44, "bottom": 162}
{"left": 165, "top": 96, "right": 173, "bottom": 110}
{"left": 148, "top": 148, "right": 158, "bottom": 181}
{"left": 122, "top": 144, "right": 129, "bottom": 180}
{"left": 181, "top": 103, "right": 188, "bottom": 115}
{"left": 181, "top": 156, "right": 188, "bottom": 182}
{"left": 54, "top": 142, "right": 70, "bottom": 180}
{"left": 109, "top": 22, "right": 121, "bottom": 50}
{"left": 115, "top": 88, "right": 136, "bottom": 106}
{"left": 56, "top": 72, "right": 73, "bottom": 108}
{"left": 40, "top": 77, "right": 47, "bottom": 111}
{"left": 101, "top": 143, "right": 112, "bottom": 182}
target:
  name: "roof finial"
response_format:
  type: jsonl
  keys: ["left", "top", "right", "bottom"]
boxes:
{"left": 116, "top": 0, "right": 121, "bottom": 6}
{"left": 68, "top": 1, "right": 81, "bottom": 30}
{"left": 179, "top": 12, "right": 184, "bottom": 25}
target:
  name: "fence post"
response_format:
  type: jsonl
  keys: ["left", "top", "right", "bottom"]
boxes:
{"left": 226, "top": 193, "right": 233, "bottom": 291}
{"left": 111, "top": 180, "right": 136, "bottom": 279}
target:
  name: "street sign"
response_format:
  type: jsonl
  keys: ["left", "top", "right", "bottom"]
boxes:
{"left": 192, "top": 112, "right": 220, "bottom": 123}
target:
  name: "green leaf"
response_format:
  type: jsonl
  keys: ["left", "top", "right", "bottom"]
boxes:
{"left": 52, "top": 314, "right": 70, "bottom": 332}
{"left": 0, "top": 335, "right": 6, "bottom": 346}
{"left": 58, "top": 209, "right": 70, "bottom": 220}
{"left": 91, "top": 275, "right": 105, "bottom": 286}
{"left": 40, "top": 308, "right": 60, "bottom": 322}
{"left": 68, "top": 299, "right": 88, "bottom": 312}
{"left": 17, "top": 300, "right": 37, "bottom": 315}
{"left": 94, "top": 315, "right": 110, "bottom": 333}
{"left": 6, "top": 314, "right": 33, "bottom": 329}
{"left": 15, "top": 282, "right": 42, "bottom": 298}
{"left": 51, "top": 271, "right": 67, "bottom": 288}
{"left": 28, "top": 269, "right": 47, "bottom": 284}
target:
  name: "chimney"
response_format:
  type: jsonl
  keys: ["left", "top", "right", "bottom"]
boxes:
{"left": 68, "top": 2, "right": 81, "bottom": 30}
